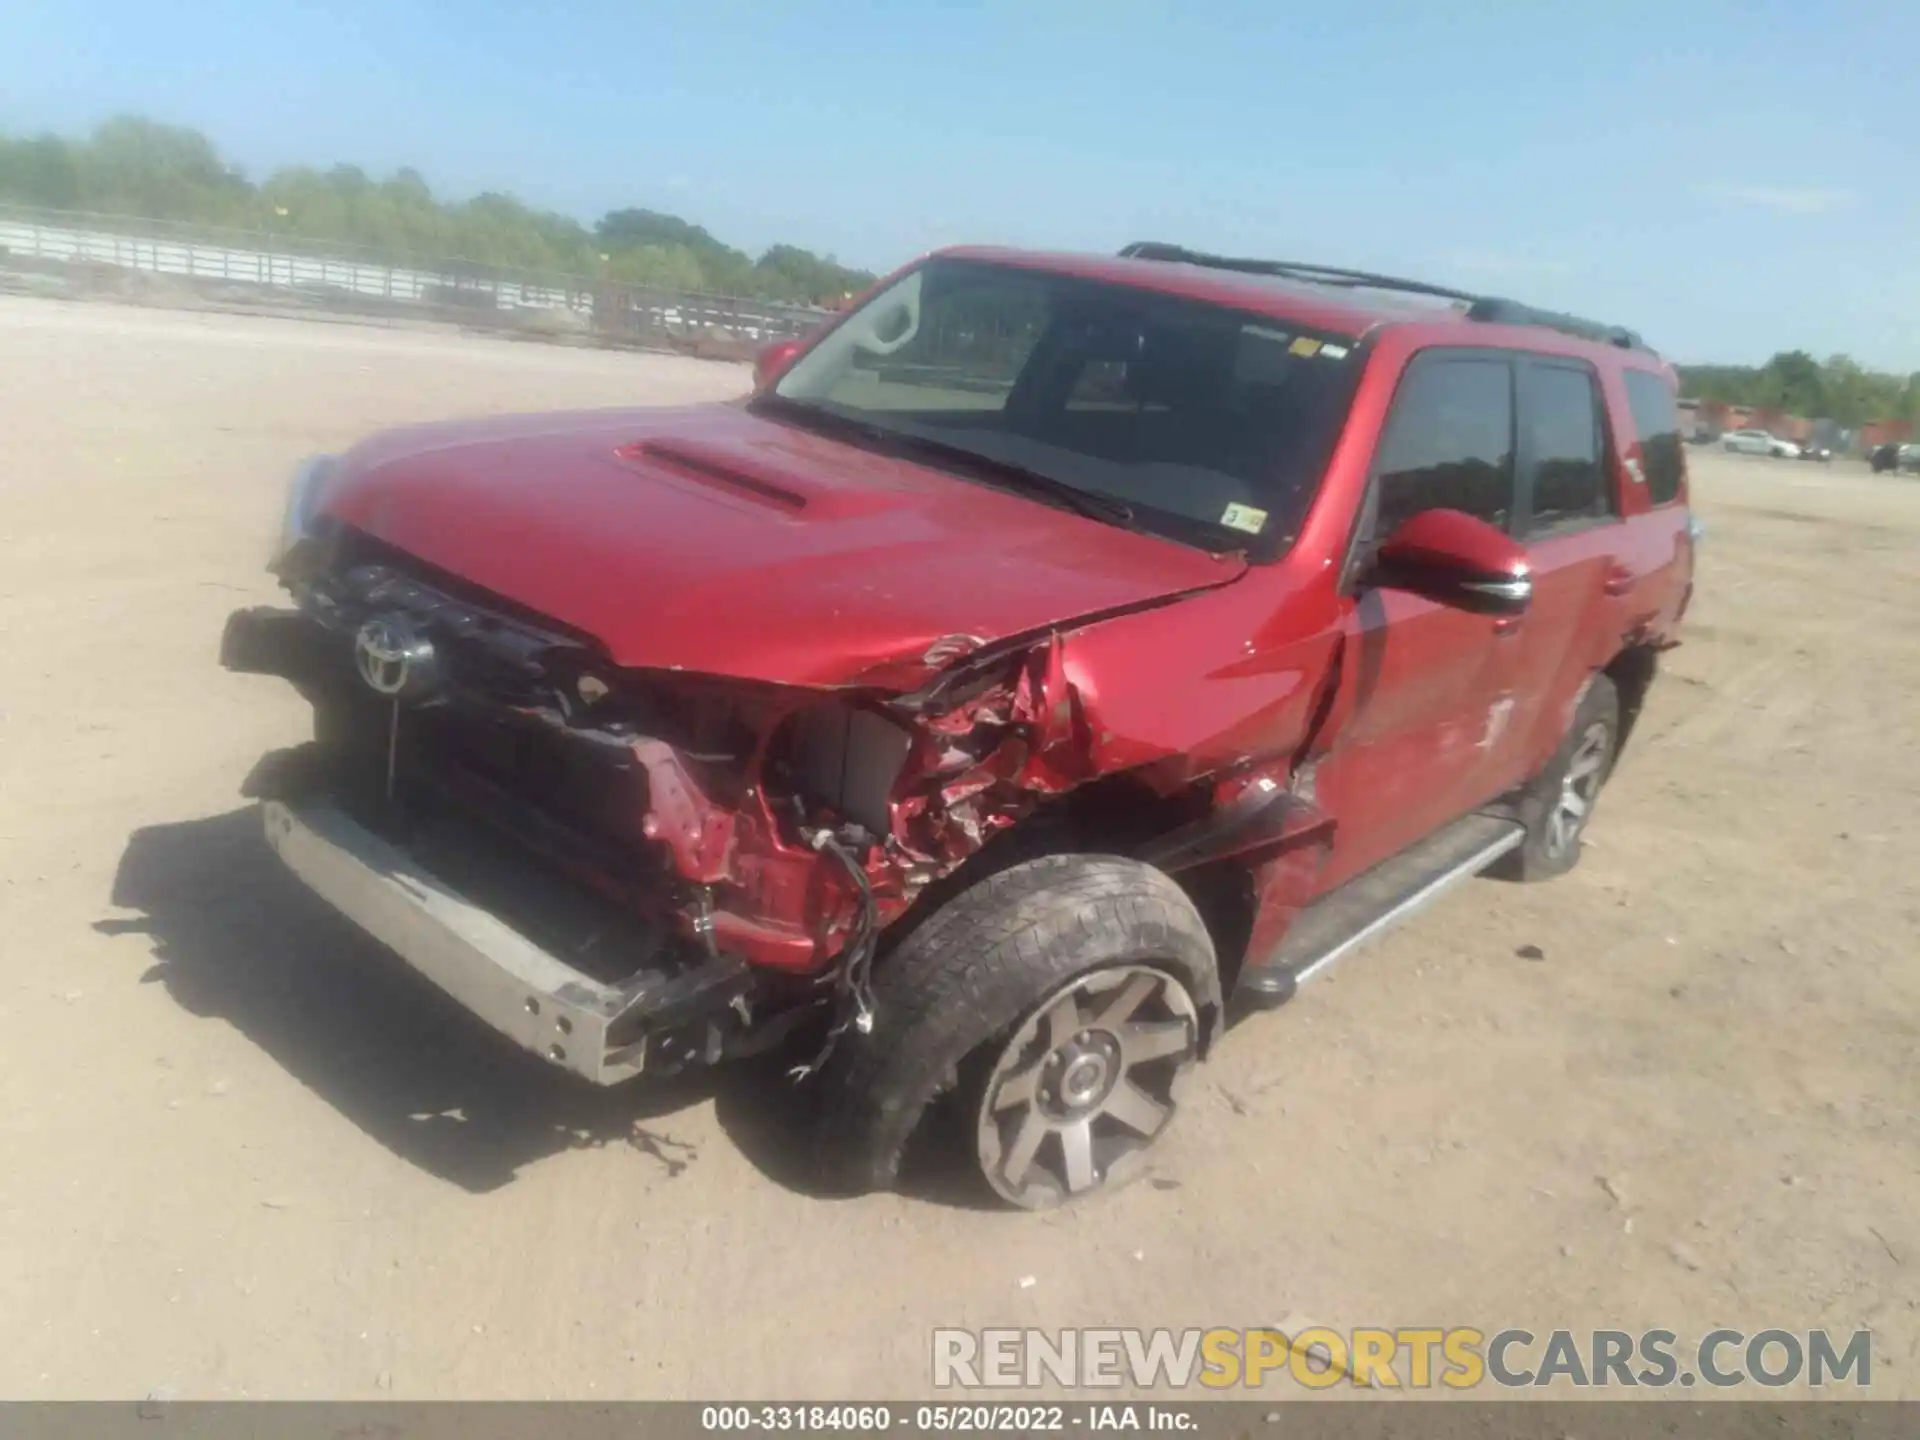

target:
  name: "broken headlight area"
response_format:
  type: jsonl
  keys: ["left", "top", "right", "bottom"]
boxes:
{"left": 222, "top": 556, "right": 1109, "bottom": 1064}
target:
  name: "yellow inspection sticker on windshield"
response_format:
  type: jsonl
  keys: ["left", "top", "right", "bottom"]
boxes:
{"left": 1220, "top": 502, "right": 1268, "bottom": 534}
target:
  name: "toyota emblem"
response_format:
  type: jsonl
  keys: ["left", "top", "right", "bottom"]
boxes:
{"left": 353, "top": 613, "right": 440, "bottom": 702}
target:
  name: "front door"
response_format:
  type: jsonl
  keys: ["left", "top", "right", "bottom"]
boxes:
{"left": 1308, "top": 348, "right": 1531, "bottom": 890}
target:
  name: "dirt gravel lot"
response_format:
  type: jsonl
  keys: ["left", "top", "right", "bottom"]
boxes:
{"left": 2, "top": 294, "right": 1917, "bottom": 1401}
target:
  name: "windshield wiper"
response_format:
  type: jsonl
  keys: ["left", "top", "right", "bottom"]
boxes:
{"left": 887, "top": 432, "right": 1139, "bottom": 528}
{"left": 752, "top": 394, "right": 1138, "bottom": 528}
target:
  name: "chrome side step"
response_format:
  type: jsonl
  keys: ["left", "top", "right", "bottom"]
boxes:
{"left": 1238, "top": 813, "right": 1524, "bottom": 1009}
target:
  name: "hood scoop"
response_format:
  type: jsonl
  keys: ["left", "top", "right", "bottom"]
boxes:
{"left": 618, "top": 438, "right": 808, "bottom": 512}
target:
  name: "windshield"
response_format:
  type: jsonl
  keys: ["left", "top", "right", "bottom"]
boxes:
{"left": 763, "top": 257, "right": 1362, "bottom": 555}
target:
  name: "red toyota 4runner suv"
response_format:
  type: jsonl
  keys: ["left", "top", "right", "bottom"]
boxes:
{"left": 222, "top": 242, "right": 1697, "bottom": 1208}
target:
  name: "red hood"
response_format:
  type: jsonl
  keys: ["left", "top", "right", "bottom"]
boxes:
{"left": 319, "top": 403, "right": 1246, "bottom": 688}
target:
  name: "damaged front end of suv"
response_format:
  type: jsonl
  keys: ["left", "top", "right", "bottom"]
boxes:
{"left": 223, "top": 470, "right": 1208, "bottom": 1090}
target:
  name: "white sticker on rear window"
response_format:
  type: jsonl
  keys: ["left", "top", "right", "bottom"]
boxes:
{"left": 1320, "top": 343, "right": 1350, "bottom": 360}
{"left": 1220, "top": 502, "right": 1268, "bottom": 534}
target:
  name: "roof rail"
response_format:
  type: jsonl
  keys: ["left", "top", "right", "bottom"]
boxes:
{"left": 1118, "top": 241, "right": 1656, "bottom": 354}
{"left": 1460, "top": 297, "right": 1649, "bottom": 352}
{"left": 1117, "top": 242, "right": 1479, "bottom": 304}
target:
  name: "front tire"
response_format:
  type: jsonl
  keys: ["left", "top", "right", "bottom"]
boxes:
{"left": 812, "top": 853, "right": 1220, "bottom": 1208}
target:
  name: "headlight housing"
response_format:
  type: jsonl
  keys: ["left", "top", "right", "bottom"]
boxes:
{"left": 270, "top": 454, "right": 340, "bottom": 570}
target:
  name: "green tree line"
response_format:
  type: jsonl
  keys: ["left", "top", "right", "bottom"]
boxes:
{"left": 0, "top": 116, "right": 877, "bottom": 304}
{"left": 1677, "top": 350, "right": 1920, "bottom": 428}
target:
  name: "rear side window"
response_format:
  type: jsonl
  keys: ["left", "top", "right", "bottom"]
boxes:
{"left": 1521, "top": 362, "right": 1610, "bottom": 532}
{"left": 1623, "top": 370, "right": 1685, "bottom": 505}
{"left": 1372, "top": 357, "right": 1515, "bottom": 536}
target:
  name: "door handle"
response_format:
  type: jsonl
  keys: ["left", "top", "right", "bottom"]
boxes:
{"left": 1603, "top": 565, "right": 1634, "bottom": 597}
{"left": 1492, "top": 615, "right": 1523, "bottom": 637}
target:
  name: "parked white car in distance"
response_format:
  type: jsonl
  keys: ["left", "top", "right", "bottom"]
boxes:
{"left": 1722, "top": 428, "right": 1800, "bottom": 458}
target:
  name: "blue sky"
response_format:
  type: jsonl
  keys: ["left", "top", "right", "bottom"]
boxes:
{"left": 5, "top": 0, "right": 1917, "bottom": 369}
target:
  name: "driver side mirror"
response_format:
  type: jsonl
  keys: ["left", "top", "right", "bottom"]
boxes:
{"left": 753, "top": 337, "right": 806, "bottom": 391}
{"left": 1372, "top": 508, "right": 1532, "bottom": 615}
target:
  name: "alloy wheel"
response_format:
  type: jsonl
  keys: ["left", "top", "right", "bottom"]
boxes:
{"left": 1545, "top": 720, "right": 1612, "bottom": 860}
{"left": 975, "top": 964, "right": 1199, "bottom": 1209}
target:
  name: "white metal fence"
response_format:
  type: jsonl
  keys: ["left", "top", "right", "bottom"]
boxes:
{"left": 0, "top": 205, "right": 833, "bottom": 353}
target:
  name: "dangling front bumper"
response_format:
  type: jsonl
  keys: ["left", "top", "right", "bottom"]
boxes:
{"left": 261, "top": 797, "right": 751, "bottom": 1085}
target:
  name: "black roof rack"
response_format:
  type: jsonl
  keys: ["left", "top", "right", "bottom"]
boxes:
{"left": 1117, "top": 241, "right": 1654, "bottom": 354}
{"left": 1458, "top": 297, "right": 1649, "bottom": 353}
{"left": 1117, "top": 242, "right": 1479, "bottom": 303}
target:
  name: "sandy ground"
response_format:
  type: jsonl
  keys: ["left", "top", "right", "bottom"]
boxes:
{"left": 1, "top": 294, "right": 1916, "bottom": 1402}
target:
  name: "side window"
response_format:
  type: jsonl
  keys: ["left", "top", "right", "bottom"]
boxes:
{"left": 1522, "top": 363, "right": 1611, "bottom": 533}
{"left": 1372, "top": 357, "right": 1515, "bottom": 537}
{"left": 1622, "top": 369, "right": 1684, "bottom": 505}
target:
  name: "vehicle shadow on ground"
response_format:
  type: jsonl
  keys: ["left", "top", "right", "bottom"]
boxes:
{"left": 95, "top": 805, "right": 877, "bottom": 1201}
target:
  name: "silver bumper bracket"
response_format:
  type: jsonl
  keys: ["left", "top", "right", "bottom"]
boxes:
{"left": 263, "top": 799, "right": 661, "bottom": 1083}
